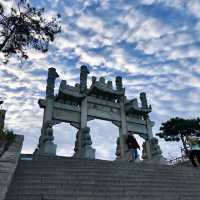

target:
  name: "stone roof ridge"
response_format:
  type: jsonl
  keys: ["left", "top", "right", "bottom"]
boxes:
{"left": 88, "top": 75, "right": 125, "bottom": 96}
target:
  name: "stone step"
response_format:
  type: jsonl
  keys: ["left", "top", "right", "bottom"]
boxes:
{"left": 17, "top": 159, "right": 189, "bottom": 167}
{"left": 5, "top": 158, "right": 200, "bottom": 200}
{"left": 18, "top": 159, "right": 191, "bottom": 167}
{"left": 11, "top": 179, "right": 200, "bottom": 187}
{"left": 6, "top": 189, "right": 200, "bottom": 198}
{"left": 11, "top": 174, "right": 199, "bottom": 183}
{"left": 8, "top": 184, "right": 200, "bottom": 194}
{"left": 6, "top": 193, "right": 200, "bottom": 200}
{"left": 16, "top": 163, "right": 197, "bottom": 170}
{"left": 17, "top": 162, "right": 197, "bottom": 173}
{"left": 16, "top": 164, "right": 199, "bottom": 173}
{"left": 13, "top": 170, "right": 200, "bottom": 180}
{"left": 11, "top": 177, "right": 199, "bottom": 187}
{"left": 15, "top": 170, "right": 198, "bottom": 179}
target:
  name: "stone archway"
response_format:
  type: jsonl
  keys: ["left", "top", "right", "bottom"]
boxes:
{"left": 34, "top": 66, "right": 162, "bottom": 161}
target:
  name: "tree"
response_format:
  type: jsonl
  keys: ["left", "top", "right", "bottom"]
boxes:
{"left": 156, "top": 117, "right": 200, "bottom": 155}
{"left": 0, "top": 0, "right": 61, "bottom": 63}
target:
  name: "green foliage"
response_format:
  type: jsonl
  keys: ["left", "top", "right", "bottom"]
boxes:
{"left": 0, "top": 128, "right": 15, "bottom": 143}
{"left": 156, "top": 117, "right": 200, "bottom": 154}
{"left": 0, "top": 0, "right": 61, "bottom": 63}
{"left": 157, "top": 117, "right": 200, "bottom": 141}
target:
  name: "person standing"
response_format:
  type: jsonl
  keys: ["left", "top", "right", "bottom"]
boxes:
{"left": 126, "top": 132, "right": 140, "bottom": 162}
{"left": 187, "top": 135, "right": 200, "bottom": 167}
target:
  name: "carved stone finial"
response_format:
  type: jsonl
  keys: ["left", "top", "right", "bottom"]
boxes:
{"left": 99, "top": 77, "right": 105, "bottom": 84}
{"left": 60, "top": 80, "right": 67, "bottom": 90}
{"left": 75, "top": 83, "right": 80, "bottom": 88}
{"left": 131, "top": 98, "right": 139, "bottom": 108}
{"left": 92, "top": 76, "right": 96, "bottom": 84}
{"left": 80, "top": 65, "right": 90, "bottom": 93}
{"left": 140, "top": 92, "right": 148, "bottom": 108}
{"left": 116, "top": 76, "right": 123, "bottom": 91}
{"left": 46, "top": 68, "right": 59, "bottom": 98}
{"left": 107, "top": 81, "right": 113, "bottom": 89}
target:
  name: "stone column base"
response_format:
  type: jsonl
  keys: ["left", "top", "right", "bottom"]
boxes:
{"left": 142, "top": 137, "right": 167, "bottom": 164}
{"left": 74, "top": 146, "right": 95, "bottom": 159}
{"left": 35, "top": 141, "right": 57, "bottom": 156}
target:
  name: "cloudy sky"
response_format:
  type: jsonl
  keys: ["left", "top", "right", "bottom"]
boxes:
{"left": 1, "top": 0, "right": 200, "bottom": 160}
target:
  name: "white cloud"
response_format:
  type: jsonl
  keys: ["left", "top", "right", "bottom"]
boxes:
{"left": 76, "top": 14, "right": 105, "bottom": 33}
{"left": 1, "top": 0, "right": 200, "bottom": 161}
{"left": 187, "top": 0, "right": 200, "bottom": 18}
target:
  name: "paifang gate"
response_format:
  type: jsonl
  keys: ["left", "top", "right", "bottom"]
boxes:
{"left": 34, "top": 66, "right": 157, "bottom": 160}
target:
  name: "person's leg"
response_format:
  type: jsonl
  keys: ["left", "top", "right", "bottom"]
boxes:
{"left": 128, "top": 149, "right": 132, "bottom": 162}
{"left": 195, "top": 150, "right": 200, "bottom": 166}
{"left": 189, "top": 151, "right": 198, "bottom": 167}
{"left": 131, "top": 149, "right": 135, "bottom": 161}
{"left": 134, "top": 149, "right": 138, "bottom": 160}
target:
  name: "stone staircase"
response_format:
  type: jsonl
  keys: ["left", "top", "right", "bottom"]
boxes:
{"left": 5, "top": 157, "right": 200, "bottom": 200}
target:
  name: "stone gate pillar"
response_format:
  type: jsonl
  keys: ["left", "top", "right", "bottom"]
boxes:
{"left": 0, "top": 109, "right": 6, "bottom": 131}
{"left": 74, "top": 66, "right": 95, "bottom": 159}
{"left": 117, "top": 76, "right": 127, "bottom": 160}
{"left": 145, "top": 119, "right": 153, "bottom": 160}
{"left": 140, "top": 92, "right": 153, "bottom": 160}
{"left": 119, "top": 101, "right": 127, "bottom": 159}
{"left": 35, "top": 67, "right": 59, "bottom": 156}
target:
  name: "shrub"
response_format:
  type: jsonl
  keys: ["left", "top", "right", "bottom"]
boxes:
{"left": 0, "top": 129, "right": 15, "bottom": 142}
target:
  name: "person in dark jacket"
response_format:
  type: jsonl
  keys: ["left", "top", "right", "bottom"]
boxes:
{"left": 126, "top": 132, "right": 140, "bottom": 161}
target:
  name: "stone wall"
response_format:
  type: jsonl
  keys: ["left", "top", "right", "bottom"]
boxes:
{"left": 0, "top": 135, "right": 24, "bottom": 200}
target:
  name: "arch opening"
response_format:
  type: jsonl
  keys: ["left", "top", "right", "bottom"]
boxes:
{"left": 88, "top": 119, "right": 118, "bottom": 160}
{"left": 53, "top": 122, "right": 76, "bottom": 157}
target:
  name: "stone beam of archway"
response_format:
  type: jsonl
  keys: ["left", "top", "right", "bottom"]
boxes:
{"left": 38, "top": 98, "right": 151, "bottom": 136}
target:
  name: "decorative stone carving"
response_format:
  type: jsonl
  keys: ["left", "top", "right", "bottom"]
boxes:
{"left": 140, "top": 92, "right": 148, "bottom": 109}
{"left": 39, "top": 122, "right": 54, "bottom": 146}
{"left": 37, "top": 121, "right": 57, "bottom": 155}
{"left": 74, "top": 127, "right": 95, "bottom": 159}
{"left": 92, "top": 76, "right": 96, "bottom": 84}
{"left": 115, "top": 136, "right": 129, "bottom": 160}
{"left": 80, "top": 65, "right": 89, "bottom": 93}
{"left": 115, "top": 76, "right": 123, "bottom": 91}
{"left": 60, "top": 80, "right": 67, "bottom": 90}
{"left": 75, "top": 83, "right": 80, "bottom": 89}
{"left": 46, "top": 68, "right": 59, "bottom": 98}
{"left": 142, "top": 137, "right": 166, "bottom": 164}
{"left": 99, "top": 77, "right": 105, "bottom": 84}
{"left": 131, "top": 98, "right": 139, "bottom": 109}
{"left": 107, "top": 81, "right": 113, "bottom": 89}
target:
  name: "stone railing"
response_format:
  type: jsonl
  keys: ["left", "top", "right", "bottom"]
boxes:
{"left": 0, "top": 135, "right": 24, "bottom": 200}
{"left": 167, "top": 155, "right": 190, "bottom": 166}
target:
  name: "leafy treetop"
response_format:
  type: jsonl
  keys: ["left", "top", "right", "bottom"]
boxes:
{"left": 0, "top": 0, "right": 61, "bottom": 63}
{"left": 156, "top": 117, "right": 200, "bottom": 154}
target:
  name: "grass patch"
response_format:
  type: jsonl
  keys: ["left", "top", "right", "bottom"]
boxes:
{"left": 0, "top": 129, "right": 15, "bottom": 142}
